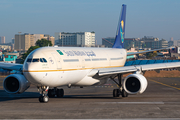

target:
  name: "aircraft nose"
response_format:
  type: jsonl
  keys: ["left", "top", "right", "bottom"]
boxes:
{"left": 23, "top": 63, "right": 41, "bottom": 84}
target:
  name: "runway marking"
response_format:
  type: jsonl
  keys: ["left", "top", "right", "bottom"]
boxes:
{"left": 95, "top": 102, "right": 164, "bottom": 104}
{"left": 149, "top": 79, "right": 180, "bottom": 90}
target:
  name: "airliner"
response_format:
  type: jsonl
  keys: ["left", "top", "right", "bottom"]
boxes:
{"left": 2, "top": 4, "right": 180, "bottom": 103}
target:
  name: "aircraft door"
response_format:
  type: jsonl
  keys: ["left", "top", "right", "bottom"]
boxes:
{"left": 51, "top": 53, "right": 62, "bottom": 69}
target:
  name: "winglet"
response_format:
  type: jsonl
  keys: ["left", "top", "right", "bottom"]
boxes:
{"left": 112, "top": 4, "right": 126, "bottom": 48}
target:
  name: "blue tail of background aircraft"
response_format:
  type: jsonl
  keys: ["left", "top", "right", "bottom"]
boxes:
{"left": 112, "top": 4, "right": 126, "bottom": 48}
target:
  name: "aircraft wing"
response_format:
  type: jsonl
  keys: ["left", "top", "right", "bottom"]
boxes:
{"left": 127, "top": 47, "right": 174, "bottom": 56}
{"left": 0, "top": 62, "right": 23, "bottom": 71}
{"left": 90, "top": 62, "right": 180, "bottom": 78}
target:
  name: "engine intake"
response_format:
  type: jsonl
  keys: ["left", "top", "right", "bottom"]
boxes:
{"left": 3, "top": 74, "right": 30, "bottom": 94}
{"left": 123, "top": 74, "right": 148, "bottom": 94}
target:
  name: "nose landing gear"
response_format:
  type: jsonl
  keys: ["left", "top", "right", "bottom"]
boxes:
{"left": 37, "top": 86, "right": 64, "bottom": 103}
{"left": 38, "top": 86, "right": 49, "bottom": 103}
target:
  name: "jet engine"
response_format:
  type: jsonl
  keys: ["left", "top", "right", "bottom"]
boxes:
{"left": 123, "top": 73, "right": 148, "bottom": 94}
{"left": 3, "top": 74, "right": 30, "bottom": 94}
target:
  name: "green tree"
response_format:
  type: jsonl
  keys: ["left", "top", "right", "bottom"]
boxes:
{"left": 36, "top": 39, "right": 52, "bottom": 47}
{"left": 21, "top": 46, "right": 40, "bottom": 64}
{"left": 146, "top": 51, "right": 158, "bottom": 59}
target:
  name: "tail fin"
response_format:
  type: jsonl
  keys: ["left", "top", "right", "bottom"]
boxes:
{"left": 112, "top": 4, "right": 126, "bottom": 48}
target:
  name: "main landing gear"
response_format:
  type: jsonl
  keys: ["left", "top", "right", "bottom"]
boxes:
{"left": 111, "top": 74, "right": 128, "bottom": 98}
{"left": 48, "top": 87, "right": 64, "bottom": 98}
{"left": 38, "top": 86, "right": 64, "bottom": 103}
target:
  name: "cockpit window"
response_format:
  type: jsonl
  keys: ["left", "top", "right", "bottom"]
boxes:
{"left": 40, "top": 58, "right": 47, "bottom": 63}
{"left": 32, "top": 58, "right": 39, "bottom": 62}
{"left": 27, "top": 58, "right": 32, "bottom": 62}
{"left": 27, "top": 58, "right": 47, "bottom": 63}
{"left": 42, "top": 58, "right": 47, "bottom": 62}
{"left": 40, "top": 58, "right": 44, "bottom": 62}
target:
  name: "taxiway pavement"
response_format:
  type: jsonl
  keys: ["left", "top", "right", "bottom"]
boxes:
{"left": 0, "top": 77, "right": 180, "bottom": 119}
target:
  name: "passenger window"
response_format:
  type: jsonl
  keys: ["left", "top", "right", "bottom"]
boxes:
{"left": 27, "top": 59, "right": 32, "bottom": 62}
{"left": 32, "top": 59, "right": 39, "bottom": 62}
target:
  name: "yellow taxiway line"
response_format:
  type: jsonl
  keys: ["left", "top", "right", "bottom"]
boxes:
{"left": 149, "top": 78, "right": 180, "bottom": 91}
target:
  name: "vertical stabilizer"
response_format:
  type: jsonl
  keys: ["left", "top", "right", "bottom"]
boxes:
{"left": 112, "top": 4, "right": 126, "bottom": 48}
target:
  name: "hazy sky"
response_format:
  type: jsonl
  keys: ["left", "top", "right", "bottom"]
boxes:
{"left": 0, "top": 0, "right": 180, "bottom": 44}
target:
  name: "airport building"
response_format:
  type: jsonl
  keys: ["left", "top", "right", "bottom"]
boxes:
{"left": 140, "top": 36, "right": 168, "bottom": 49}
{"left": 12, "top": 38, "right": 15, "bottom": 44}
{"left": 34, "top": 34, "right": 55, "bottom": 46}
{"left": 0, "top": 36, "right": 5, "bottom": 44}
{"left": 15, "top": 33, "right": 34, "bottom": 51}
{"left": 55, "top": 32, "right": 95, "bottom": 47}
{"left": 102, "top": 37, "right": 141, "bottom": 49}
{"left": 15, "top": 33, "right": 55, "bottom": 51}
{"left": 43, "top": 35, "right": 55, "bottom": 46}
{"left": 34, "top": 34, "right": 45, "bottom": 45}
{"left": 168, "top": 39, "right": 180, "bottom": 47}
{"left": 102, "top": 36, "right": 168, "bottom": 49}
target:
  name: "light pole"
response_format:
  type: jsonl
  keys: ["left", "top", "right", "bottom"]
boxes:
{"left": 18, "top": 32, "right": 21, "bottom": 54}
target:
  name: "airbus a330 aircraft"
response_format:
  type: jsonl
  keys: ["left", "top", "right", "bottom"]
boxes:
{"left": 2, "top": 4, "right": 180, "bottom": 103}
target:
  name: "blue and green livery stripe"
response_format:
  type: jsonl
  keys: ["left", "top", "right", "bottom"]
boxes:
{"left": 56, "top": 50, "right": 64, "bottom": 55}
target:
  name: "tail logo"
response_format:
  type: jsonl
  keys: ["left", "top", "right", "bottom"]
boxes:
{"left": 120, "top": 20, "right": 124, "bottom": 43}
{"left": 121, "top": 20, "right": 124, "bottom": 29}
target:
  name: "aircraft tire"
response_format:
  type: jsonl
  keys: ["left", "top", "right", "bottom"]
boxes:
{"left": 113, "top": 89, "right": 120, "bottom": 97}
{"left": 122, "top": 89, "right": 128, "bottom": 97}
{"left": 39, "top": 95, "right": 49, "bottom": 103}
{"left": 57, "top": 89, "right": 64, "bottom": 98}
{"left": 48, "top": 89, "right": 55, "bottom": 98}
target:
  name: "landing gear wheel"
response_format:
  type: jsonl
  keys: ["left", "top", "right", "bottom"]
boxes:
{"left": 48, "top": 89, "right": 56, "bottom": 98}
{"left": 122, "top": 89, "right": 128, "bottom": 97}
{"left": 39, "top": 95, "right": 49, "bottom": 103}
{"left": 113, "top": 89, "right": 120, "bottom": 97}
{"left": 48, "top": 89, "right": 53, "bottom": 98}
{"left": 57, "top": 89, "right": 64, "bottom": 98}
{"left": 38, "top": 86, "right": 49, "bottom": 103}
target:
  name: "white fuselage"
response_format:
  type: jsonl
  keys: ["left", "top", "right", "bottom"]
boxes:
{"left": 23, "top": 47, "right": 127, "bottom": 87}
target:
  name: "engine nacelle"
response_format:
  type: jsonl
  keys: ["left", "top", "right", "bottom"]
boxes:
{"left": 123, "top": 74, "right": 148, "bottom": 94}
{"left": 3, "top": 74, "right": 30, "bottom": 94}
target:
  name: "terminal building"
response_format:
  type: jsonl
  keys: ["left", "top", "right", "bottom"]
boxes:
{"left": 55, "top": 32, "right": 95, "bottom": 47}
{"left": 102, "top": 36, "right": 168, "bottom": 49}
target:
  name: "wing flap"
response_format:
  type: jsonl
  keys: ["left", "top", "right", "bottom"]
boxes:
{"left": 98, "top": 66, "right": 137, "bottom": 76}
{"left": 96, "top": 62, "right": 180, "bottom": 77}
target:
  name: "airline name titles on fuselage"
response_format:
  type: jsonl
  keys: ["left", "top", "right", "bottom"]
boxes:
{"left": 62, "top": 50, "right": 96, "bottom": 57}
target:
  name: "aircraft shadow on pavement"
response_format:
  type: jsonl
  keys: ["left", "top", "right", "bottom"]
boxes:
{"left": 62, "top": 95, "right": 122, "bottom": 99}
{"left": 0, "top": 89, "right": 121, "bottom": 102}
{"left": 0, "top": 90, "right": 40, "bottom": 102}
